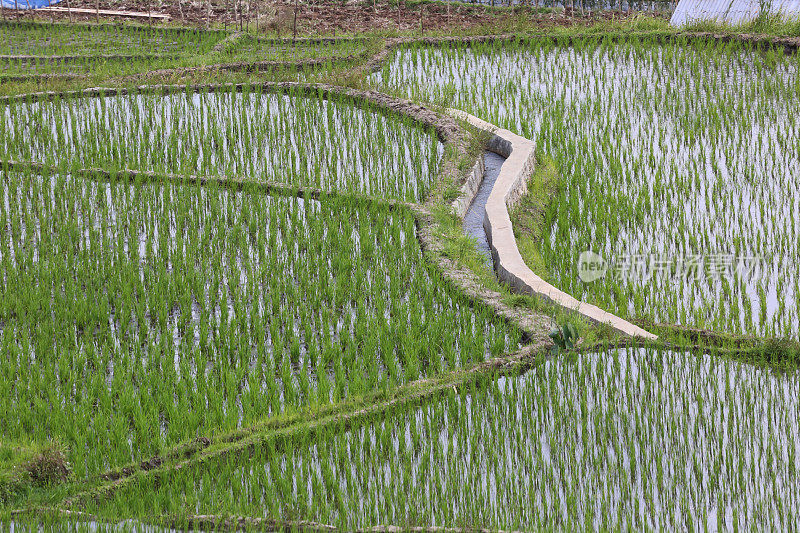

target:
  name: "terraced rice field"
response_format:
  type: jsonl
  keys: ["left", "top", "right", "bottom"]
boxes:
{"left": 87, "top": 346, "right": 800, "bottom": 530}
{"left": 2, "top": 89, "right": 441, "bottom": 200}
{"left": 0, "top": 22, "right": 225, "bottom": 56}
{"left": 0, "top": 89, "right": 521, "bottom": 480}
{"left": 0, "top": 24, "right": 363, "bottom": 81}
{"left": 376, "top": 38, "right": 800, "bottom": 338}
{"left": 2, "top": 26, "right": 799, "bottom": 532}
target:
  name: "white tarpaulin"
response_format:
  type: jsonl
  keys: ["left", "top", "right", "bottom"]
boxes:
{"left": 671, "top": 0, "right": 800, "bottom": 25}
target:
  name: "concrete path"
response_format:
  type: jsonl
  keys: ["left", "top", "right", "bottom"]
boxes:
{"left": 447, "top": 108, "right": 657, "bottom": 340}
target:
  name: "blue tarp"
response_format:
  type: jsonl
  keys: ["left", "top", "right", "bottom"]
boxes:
{"left": 1, "top": 0, "right": 62, "bottom": 8}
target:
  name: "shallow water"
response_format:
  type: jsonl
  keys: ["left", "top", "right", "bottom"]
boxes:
{"left": 6, "top": 519, "right": 189, "bottom": 533}
{"left": 462, "top": 151, "right": 504, "bottom": 269}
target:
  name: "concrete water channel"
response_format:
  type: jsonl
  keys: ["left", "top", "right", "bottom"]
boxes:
{"left": 462, "top": 151, "right": 505, "bottom": 270}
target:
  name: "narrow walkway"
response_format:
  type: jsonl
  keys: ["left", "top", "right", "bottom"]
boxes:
{"left": 447, "top": 108, "right": 656, "bottom": 340}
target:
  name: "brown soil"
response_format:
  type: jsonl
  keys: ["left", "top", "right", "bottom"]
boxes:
{"left": 3, "top": 0, "right": 663, "bottom": 36}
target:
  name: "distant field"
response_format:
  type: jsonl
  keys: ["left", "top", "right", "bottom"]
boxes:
{"left": 0, "top": 22, "right": 226, "bottom": 56}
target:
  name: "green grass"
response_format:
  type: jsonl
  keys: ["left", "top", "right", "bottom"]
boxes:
{"left": 1, "top": 440, "right": 39, "bottom": 502}
{"left": 1, "top": 439, "right": 71, "bottom": 505}
{"left": 510, "top": 154, "right": 559, "bottom": 279}
{"left": 683, "top": 13, "right": 800, "bottom": 37}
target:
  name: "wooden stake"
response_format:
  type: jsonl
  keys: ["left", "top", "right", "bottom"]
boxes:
{"left": 292, "top": 0, "right": 298, "bottom": 42}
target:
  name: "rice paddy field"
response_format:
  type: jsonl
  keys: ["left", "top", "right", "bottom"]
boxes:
{"left": 376, "top": 38, "right": 800, "bottom": 338}
{"left": 84, "top": 346, "right": 800, "bottom": 530}
{"left": 0, "top": 23, "right": 368, "bottom": 82}
{"left": 0, "top": 82, "right": 526, "bottom": 473}
{"left": 0, "top": 165, "right": 520, "bottom": 476}
{"left": 214, "top": 36, "right": 371, "bottom": 63}
{"left": 1, "top": 20, "right": 800, "bottom": 533}
{"left": 1, "top": 88, "right": 441, "bottom": 200}
{"left": 0, "top": 22, "right": 226, "bottom": 56}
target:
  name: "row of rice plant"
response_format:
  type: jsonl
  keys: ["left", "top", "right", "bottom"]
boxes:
{"left": 0, "top": 21, "right": 226, "bottom": 56}
{"left": 375, "top": 38, "right": 800, "bottom": 338}
{"left": 1, "top": 87, "right": 442, "bottom": 202}
{"left": 82, "top": 346, "right": 799, "bottom": 530}
{"left": 0, "top": 55, "right": 186, "bottom": 77}
{"left": 0, "top": 166, "right": 520, "bottom": 479}
{"left": 0, "top": 38, "right": 369, "bottom": 79}
{"left": 0, "top": 56, "right": 353, "bottom": 83}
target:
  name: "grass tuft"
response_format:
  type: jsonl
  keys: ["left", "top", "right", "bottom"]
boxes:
{"left": 1, "top": 440, "right": 71, "bottom": 504}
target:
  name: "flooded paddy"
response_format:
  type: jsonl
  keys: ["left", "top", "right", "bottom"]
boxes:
{"left": 1, "top": 90, "right": 443, "bottom": 202}
{"left": 4, "top": 32, "right": 800, "bottom": 532}
{"left": 376, "top": 40, "right": 800, "bottom": 337}
{"left": 86, "top": 346, "right": 800, "bottom": 530}
{"left": 0, "top": 168, "right": 520, "bottom": 478}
